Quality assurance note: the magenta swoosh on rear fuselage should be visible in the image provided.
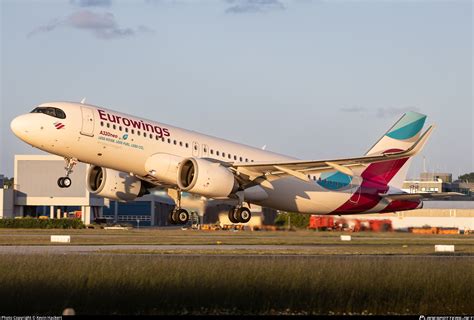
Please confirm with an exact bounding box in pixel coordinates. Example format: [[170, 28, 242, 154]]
[[379, 199, 421, 213], [331, 149, 408, 214]]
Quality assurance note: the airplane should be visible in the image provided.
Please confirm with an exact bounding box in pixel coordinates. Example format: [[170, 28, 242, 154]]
[[10, 101, 460, 224]]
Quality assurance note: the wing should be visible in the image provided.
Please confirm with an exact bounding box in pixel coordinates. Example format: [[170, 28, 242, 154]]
[[229, 125, 434, 183], [380, 192, 464, 201]]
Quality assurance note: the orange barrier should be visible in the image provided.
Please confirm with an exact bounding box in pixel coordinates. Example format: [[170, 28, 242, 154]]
[[409, 227, 459, 234]]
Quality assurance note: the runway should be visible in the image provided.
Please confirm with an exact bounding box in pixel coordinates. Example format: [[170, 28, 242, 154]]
[[0, 244, 307, 254], [0, 244, 472, 258]]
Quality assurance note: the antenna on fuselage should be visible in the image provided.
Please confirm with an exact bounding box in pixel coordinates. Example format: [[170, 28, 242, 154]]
[[261, 145, 266, 150], [80, 97, 86, 104]]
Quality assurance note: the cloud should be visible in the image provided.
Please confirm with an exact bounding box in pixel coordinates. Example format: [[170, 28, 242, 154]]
[[376, 107, 421, 118], [70, 0, 112, 7], [225, 0, 285, 14], [339, 106, 367, 113], [28, 10, 153, 40]]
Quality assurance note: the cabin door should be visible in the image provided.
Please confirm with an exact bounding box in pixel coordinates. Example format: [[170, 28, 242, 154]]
[[80, 106, 95, 137]]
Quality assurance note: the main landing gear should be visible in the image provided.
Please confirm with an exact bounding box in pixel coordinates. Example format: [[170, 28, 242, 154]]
[[57, 158, 77, 189], [165, 189, 252, 225], [167, 189, 190, 225], [227, 191, 252, 224], [228, 206, 252, 224], [168, 208, 190, 225]]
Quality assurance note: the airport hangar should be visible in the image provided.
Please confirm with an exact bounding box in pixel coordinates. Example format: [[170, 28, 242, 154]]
[[0, 154, 473, 230], [0, 155, 277, 226]]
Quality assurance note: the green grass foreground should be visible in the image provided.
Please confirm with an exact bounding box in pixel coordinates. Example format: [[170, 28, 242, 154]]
[[0, 218, 84, 229], [0, 255, 472, 315]]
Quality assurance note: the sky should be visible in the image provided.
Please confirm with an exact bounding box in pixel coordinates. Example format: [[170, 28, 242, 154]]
[[1, 0, 472, 179]]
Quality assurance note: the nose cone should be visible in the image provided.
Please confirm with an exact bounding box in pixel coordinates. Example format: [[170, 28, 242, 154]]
[[10, 115, 31, 141]]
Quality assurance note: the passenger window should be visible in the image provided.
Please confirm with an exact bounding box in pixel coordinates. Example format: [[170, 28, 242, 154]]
[[113, 124, 116, 130], [204, 147, 207, 153], [210, 149, 214, 155], [131, 129, 135, 134], [137, 131, 141, 136], [222, 152, 226, 157], [234, 155, 237, 160], [185, 142, 189, 148], [216, 151, 220, 156], [179, 141, 183, 147], [150, 133, 153, 139], [156, 135, 159, 140], [162, 137, 165, 142], [245, 158, 248, 162], [239, 157, 243, 162], [194, 145, 198, 151], [173, 140, 177, 145], [100, 121, 104, 127], [167, 138, 171, 143], [106, 123, 110, 128], [228, 154, 231, 159], [125, 128, 128, 133]]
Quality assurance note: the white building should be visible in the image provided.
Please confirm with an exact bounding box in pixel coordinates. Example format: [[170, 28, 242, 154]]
[[4, 155, 104, 224]]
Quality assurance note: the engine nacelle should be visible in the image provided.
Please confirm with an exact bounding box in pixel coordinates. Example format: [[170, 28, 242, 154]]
[[177, 158, 238, 198], [87, 166, 146, 202], [145, 153, 183, 185]]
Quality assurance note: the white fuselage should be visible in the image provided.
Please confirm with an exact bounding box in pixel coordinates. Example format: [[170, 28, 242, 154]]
[[10, 101, 412, 214]]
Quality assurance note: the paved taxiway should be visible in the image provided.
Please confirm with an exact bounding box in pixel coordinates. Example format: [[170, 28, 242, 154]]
[[0, 245, 472, 258], [0, 244, 327, 254]]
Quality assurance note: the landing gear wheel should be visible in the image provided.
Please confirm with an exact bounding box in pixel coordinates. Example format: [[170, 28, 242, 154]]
[[57, 177, 72, 188], [62, 177, 72, 188], [176, 209, 189, 225], [236, 207, 251, 223], [228, 208, 239, 223], [168, 209, 179, 225]]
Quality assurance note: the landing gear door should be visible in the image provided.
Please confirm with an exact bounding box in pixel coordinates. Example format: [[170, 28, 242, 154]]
[[192, 141, 200, 157], [80, 106, 95, 137]]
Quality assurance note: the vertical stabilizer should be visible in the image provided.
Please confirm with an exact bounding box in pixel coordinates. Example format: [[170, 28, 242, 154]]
[[366, 111, 427, 156], [363, 111, 427, 188]]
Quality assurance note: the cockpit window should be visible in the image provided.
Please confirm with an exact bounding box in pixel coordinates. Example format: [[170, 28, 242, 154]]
[[30, 107, 66, 119]]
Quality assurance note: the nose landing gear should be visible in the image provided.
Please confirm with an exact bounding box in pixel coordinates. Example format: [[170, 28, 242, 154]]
[[57, 157, 77, 188], [57, 177, 72, 188]]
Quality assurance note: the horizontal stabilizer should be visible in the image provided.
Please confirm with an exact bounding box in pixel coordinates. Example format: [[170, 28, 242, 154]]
[[380, 192, 464, 201]]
